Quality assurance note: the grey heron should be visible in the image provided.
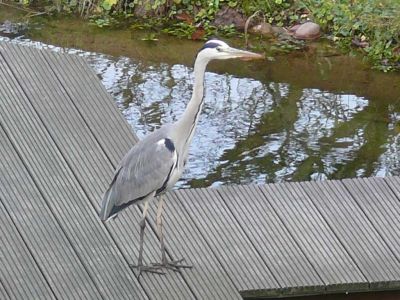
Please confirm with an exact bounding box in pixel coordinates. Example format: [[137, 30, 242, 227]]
[[99, 39, 263, 275]]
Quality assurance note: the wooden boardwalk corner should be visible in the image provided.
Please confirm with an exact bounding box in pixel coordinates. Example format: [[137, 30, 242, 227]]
[[1, 41, 400, 299]]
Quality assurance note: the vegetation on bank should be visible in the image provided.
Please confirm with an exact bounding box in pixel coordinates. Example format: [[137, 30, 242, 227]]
[[4, 0, 400, 71], [303, 0, 400, 72]]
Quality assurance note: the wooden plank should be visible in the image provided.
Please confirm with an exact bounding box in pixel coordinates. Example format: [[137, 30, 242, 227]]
[[342, 177, 400, 260], [0, 279, 10, 300], [41, 50, 138, 165], [2, 42, 112, 201], [0, 44, 148, 300], [218, 184, 324, 296], [259, 182, 367, 292], [175, 188, 280, 292], [147, 192, 243, 300], [384, 176, 400, 201], [0, 65, 102, 300], [0, 42, 195, 299], [0, 200, 54, 300], [301, 180, 400, 289]]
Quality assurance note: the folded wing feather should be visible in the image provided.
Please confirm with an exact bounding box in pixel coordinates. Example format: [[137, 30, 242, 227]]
[[99, 127, 177, 220]]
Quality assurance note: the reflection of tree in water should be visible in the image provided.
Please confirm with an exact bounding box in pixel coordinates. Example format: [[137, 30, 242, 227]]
[[189, 83, 302, 187], [83, 53, 400, 187], [369, 102, 400, 177], [189, 85, 399, 187], [319, 96, 399, 178]]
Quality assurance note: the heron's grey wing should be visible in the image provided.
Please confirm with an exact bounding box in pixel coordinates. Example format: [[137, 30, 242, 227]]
[[99, 134, 177, 220], [117, 137, 177, 202]]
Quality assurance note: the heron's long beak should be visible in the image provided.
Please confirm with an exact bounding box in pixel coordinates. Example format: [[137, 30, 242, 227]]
[[226, 47, 265, 61]]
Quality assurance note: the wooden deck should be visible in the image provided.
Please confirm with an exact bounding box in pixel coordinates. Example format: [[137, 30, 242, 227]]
[[1, 41, 400, 300]]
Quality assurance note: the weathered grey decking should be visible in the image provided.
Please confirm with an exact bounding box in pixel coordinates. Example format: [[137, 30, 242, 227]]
[[1, 41, 400, 299]]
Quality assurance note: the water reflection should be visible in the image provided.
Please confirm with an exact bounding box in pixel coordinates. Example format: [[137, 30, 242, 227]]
[[1, 36, 399, 188]]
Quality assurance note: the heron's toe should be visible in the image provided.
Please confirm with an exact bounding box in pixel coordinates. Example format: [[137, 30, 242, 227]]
[[129, 263, 166, 278], [151, 258, 192, 272]]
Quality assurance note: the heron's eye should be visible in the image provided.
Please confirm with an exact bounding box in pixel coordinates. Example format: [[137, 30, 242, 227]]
[[216, 47, 222, 52]]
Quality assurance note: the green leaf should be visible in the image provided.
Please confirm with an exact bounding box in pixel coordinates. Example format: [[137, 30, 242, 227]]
[[228, 1, 237, 7], [101, 0, 117, 10]]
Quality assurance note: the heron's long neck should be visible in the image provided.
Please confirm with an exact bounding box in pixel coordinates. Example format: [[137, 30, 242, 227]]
[[176, 57, 208, 147]]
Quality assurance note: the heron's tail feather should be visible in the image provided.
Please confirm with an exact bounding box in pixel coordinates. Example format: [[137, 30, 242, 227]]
[[99, 184, 117, 221], [99, 168, 122, 221]]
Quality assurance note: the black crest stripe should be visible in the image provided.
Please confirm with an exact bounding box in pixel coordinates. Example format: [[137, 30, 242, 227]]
[[199, 42, 220, 52]]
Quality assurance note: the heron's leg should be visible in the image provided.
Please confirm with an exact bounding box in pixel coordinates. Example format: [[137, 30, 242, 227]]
[[156, 195, 167, 264], [130, 197, 165, 277], [153, 195, 192, 271], [137, 197, 149, 266]]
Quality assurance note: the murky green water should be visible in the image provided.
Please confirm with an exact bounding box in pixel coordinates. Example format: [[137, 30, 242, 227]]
[[1, 12, 399, 190]]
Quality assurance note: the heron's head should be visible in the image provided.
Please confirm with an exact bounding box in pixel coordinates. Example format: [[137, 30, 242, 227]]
[[197, 39, 264, 62]]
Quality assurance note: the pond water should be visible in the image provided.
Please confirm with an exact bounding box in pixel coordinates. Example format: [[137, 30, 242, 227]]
[[0, 14, 399, 190]]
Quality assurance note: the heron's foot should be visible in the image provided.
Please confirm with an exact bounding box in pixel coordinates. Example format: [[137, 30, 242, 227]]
[[129, 263, 166, 278], [151, 258, 192, 272]]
